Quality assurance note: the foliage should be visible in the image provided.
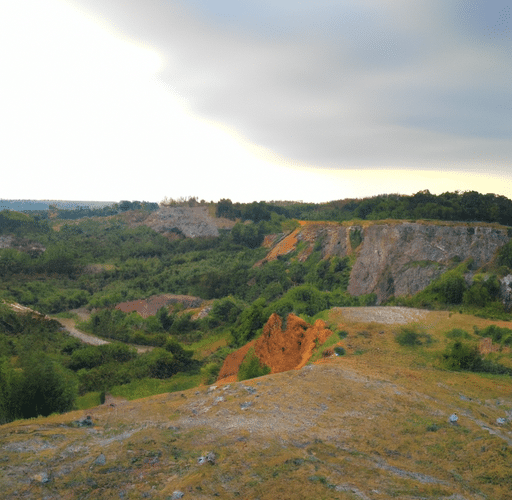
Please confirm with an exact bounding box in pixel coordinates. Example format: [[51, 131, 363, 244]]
[[208, 297, 243, 327], [230, 222, 265, 248], [69, 342, 137, 370], [441, 341, 512, 375], [334, 346, 346, 356], [473, 325, 512, 346], [395, 326, 433, 346], [445, 328, 472, 340], [231, 298, 267, 347], [237, 347, 271, 381], [0, 354, 77, 423]]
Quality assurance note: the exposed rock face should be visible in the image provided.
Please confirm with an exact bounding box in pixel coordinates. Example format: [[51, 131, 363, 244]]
[[216, 314, 333, 383], [347, 223, 509, 303], [262, 221, 510, 304], [500, 275, 512, 311], [0, 235, 46, 255], [254, 313, 332, 374], [143, 206, 219, 238]]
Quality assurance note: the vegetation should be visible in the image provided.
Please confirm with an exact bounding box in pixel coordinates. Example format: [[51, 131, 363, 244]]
[[441, 340, 512, 375], [215, 190, 512, 226], [2, 189, 512, 422], [238, 347, 271, 381], [395, 326, 433, 347]]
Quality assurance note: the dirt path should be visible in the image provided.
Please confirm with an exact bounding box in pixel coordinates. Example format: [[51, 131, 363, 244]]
[[52, 317, 153, 354], [54, 317, 110, 346]]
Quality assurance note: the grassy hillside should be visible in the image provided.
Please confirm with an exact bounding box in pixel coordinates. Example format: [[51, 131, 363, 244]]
[[1, 308, 511, 499]]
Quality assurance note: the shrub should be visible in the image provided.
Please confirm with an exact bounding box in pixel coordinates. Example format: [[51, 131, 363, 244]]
[[238, 347, 271, 381], [441, 341, 512, 374], [476, 325, 512, 346], [395, 327, 432, 346], [337, 330, 349, 339], [445, 328, 471, 340], [334, 346, 346, 356]]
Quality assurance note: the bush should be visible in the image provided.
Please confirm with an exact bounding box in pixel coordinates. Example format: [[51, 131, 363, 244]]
[[441, 341, 512, 374], [69, 342, 137, 371], [238, 347, 271, 381], [334, 346, 346, 356], [475, 325, 512, 346], [395, 327, 432, 346], [337, 330, 349, 339], [445, 328, 471, 340]]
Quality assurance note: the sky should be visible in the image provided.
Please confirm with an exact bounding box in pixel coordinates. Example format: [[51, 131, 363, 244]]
[[1, 0, 511, 204]]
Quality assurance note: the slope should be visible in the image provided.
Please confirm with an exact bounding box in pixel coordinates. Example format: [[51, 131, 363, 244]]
[[2, 308, 512, 500]]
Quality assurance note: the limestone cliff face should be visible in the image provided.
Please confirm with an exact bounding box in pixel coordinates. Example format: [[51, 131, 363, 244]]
[[262, 221, 511, 304], [143, 206, 220, 238], [347, 223, 509, 303]]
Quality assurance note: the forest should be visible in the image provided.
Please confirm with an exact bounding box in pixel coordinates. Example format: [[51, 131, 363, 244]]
[[2, 190, 512, 424]]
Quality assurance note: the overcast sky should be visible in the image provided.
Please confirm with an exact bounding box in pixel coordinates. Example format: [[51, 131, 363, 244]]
[[1, 0, 511, 203]]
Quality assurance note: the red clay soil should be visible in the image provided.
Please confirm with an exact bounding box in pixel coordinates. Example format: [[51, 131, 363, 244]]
[[216, 340, 257, 385], [216, 313, 333, 384], [255, 313, 333, 374], [115, 294, 203, 318], [479, 337, 510, 355]]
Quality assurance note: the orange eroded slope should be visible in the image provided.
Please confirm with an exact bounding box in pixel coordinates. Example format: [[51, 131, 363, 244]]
[[216, 339, 257, 385], [217, 313, 334, 383], [255, 313, 333, 373]]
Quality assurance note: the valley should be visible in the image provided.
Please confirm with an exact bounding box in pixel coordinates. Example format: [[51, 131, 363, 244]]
[[2, 192, 512, 498]]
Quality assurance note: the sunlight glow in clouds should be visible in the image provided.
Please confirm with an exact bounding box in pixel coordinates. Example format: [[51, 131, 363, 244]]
[[1, 0, 512, 204]]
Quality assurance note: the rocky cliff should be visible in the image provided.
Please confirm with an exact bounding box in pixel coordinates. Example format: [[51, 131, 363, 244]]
[[142, 206, 220, 238], [262, 221, 511, 304]]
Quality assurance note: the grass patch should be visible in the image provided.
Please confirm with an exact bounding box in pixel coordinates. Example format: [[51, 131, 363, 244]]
[[308, 332, 341, 363], [109, 373, 202, 400], [75, 391, 102, 410]]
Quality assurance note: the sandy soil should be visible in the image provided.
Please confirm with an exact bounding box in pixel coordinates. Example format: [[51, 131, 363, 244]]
[[333, 306, 428, 325]]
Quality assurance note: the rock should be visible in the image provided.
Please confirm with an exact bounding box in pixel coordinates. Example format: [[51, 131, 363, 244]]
[[241, 385, 257, 394], [208, 385, 218, 393], [94, 453, 106, 466], [170, 491, 185, 499], [496, 417, 507, 425], [32, 472, 51, 484], [240, 402, 252, 410], [74, 415, 93, 427], [500, 275, 512, 311], [345, 223, 509, 304], [213, 396, 225, 404], [198, 452, 216, 465], [144, 206, 219, 238], [449, 413, 459, 424]]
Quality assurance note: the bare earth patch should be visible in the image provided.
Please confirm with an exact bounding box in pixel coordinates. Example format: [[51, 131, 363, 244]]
[[334, 306, 428, 325]]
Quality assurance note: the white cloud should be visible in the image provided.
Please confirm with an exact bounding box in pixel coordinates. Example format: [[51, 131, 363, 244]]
[[1, 0, 511, 203]]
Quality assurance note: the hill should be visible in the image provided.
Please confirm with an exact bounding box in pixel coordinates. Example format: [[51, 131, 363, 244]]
[[1, 307, 511, 499], [258, 219, 511, 304]]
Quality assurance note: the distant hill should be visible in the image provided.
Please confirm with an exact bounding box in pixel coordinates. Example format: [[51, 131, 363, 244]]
[[0, 199, 117, 211]]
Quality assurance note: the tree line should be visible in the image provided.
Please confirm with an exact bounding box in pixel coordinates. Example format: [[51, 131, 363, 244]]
[[216, 190, 512, 226]]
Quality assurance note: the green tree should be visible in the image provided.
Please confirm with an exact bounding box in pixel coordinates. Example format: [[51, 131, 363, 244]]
[[238, 347, 270, 381]]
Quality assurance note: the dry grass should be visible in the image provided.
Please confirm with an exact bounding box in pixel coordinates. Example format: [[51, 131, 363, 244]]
[[2, 308, 512, 499]]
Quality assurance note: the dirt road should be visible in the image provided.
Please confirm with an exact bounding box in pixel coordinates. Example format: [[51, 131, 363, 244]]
[[53, 317, 153, 353]]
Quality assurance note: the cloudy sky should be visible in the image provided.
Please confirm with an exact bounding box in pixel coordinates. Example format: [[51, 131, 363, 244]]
[[1, 0, 511, 203]]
